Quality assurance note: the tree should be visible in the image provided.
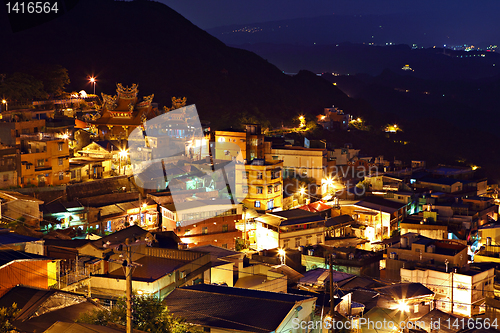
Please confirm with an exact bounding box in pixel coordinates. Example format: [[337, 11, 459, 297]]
[[0, 72, 47, 103], [30, 64, 70, 98], [0, 303, 20, 333], [78, 294, 201, 333]]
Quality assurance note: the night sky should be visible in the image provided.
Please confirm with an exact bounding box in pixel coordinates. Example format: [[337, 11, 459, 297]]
[[159, 0, 500, 30]]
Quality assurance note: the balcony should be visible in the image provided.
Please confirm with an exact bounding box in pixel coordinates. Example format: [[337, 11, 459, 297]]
[[35, 166, 52, 172]]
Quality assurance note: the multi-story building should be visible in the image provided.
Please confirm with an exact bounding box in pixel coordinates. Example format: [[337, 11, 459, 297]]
[[0, 116, 70, 187], [253, 208, 325, 250], [0, 145, 19, 188], [160, 200, 243, 249], [0, 118, 45, 146], [317, 105, 350, 131], [214, 124, 265, 162], [341, 196, 409, 241], [264, 145, 333, 194], [386, 233, 468, 281], [19, 134, 70, 186], [401, 266, 494, 317], [236, 158, 283, 211]]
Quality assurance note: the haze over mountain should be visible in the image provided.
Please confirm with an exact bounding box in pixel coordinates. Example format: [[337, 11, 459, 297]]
[[0, 0, 355, 129], [207, 11, 500, 49]]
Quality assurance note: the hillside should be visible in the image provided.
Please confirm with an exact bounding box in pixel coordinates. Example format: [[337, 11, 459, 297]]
[[0, 0, 356, 129]]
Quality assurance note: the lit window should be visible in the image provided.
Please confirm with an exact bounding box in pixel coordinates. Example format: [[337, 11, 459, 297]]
[[58, 142, 63, 151], [257, 172, 263, 180], [255, 201, 260, 208], [222, 224, 228, 232], [256, 187, 263, 194], [202, 227, 208, 234], [268, 185, 273, 193]]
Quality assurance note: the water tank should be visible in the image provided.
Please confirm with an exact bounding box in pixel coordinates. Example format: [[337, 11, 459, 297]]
[[401, 237, 408, 249], [390, 252, 397, 260], [427, 245, 436, 253], [298, 246, 304, 253], [487, 237, 492, 246], [308, 249, 314, 256]]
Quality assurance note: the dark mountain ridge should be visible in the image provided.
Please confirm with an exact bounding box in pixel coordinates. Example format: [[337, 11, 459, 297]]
[[0, 0, 356, 129]]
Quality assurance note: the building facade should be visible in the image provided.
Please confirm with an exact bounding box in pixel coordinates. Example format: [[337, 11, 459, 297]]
[[236, 159, 283, 212]]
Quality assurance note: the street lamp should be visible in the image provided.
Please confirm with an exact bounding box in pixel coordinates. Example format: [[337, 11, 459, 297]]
[[89, 77, 96, 95], [1, 99, 7, 112]]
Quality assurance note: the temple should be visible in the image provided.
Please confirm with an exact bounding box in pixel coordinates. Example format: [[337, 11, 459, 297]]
[[89, 83, 157, 140]]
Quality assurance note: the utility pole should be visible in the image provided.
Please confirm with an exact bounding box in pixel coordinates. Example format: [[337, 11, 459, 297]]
[[329, 254, 334, 332], [125, 238, 132, 333]]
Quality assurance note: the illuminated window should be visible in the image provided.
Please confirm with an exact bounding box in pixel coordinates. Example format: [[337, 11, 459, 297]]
[[268, 185, 273, 193], [242, 186, 248, 194], [58, 157, 64, 166], [243, 171, 248, 179], [283, 239, 289, 249], [255, 201, 260, 208], [222, 224, 228, 232], [257, 172, 263, 180], [58, 142, 63, 151], [37, 159, 44, 167], [256, 187, 263, 194], [202, 227, 208, 234]]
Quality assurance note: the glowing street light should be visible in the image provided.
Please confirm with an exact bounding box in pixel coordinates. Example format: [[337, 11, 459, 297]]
[[278, 248, 286, 265], [61, 133, 69, 140], [1, 99, 7, 111], [119, 149, 128, 175], [299, 115, 306, 128], [397, 300, 410, 313], [299, 187, 306, 195], [89, 77, 96, 95]]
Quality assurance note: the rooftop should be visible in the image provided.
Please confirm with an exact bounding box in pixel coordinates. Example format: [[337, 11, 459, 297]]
[[269, 208, 319, 220], [165, 284, 315, 333], [0, 229, 41, 246], [0, 250, 52, 267], [375, 282, 434, 299], [419, 177, 463, 186], [107, 255, 188, 282], [355, 196, 407, 213]]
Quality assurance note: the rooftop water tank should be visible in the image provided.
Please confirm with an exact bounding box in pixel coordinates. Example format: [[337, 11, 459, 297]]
[[401, 237, 408, 249]]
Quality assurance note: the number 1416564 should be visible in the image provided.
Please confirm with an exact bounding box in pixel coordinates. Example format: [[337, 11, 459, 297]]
[[6, 2, 59, 14]]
